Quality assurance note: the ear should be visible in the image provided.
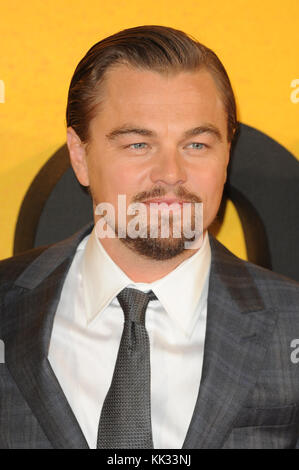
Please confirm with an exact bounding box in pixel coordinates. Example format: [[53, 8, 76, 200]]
[[66, 127, 90, 186]]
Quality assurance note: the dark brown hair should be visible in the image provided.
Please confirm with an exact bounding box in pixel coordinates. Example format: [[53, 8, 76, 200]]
[[66, 25, 237, 143]]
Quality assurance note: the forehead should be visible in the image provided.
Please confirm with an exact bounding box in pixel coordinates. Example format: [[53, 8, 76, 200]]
[[91, 64, 227, 134]]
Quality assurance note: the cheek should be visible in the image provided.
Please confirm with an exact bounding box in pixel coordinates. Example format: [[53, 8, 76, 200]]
[[86, 151, 119, 192], [191, 164, 226, 194], [106, 159, 149, 195], [89, 159, 144, 204]]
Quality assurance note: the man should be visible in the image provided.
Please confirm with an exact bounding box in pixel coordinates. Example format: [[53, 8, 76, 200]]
[[1, 25, 299, 449]]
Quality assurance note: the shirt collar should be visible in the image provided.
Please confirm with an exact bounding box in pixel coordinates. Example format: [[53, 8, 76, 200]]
[[81, 227, 211, 336], [82, 228, 131, 325]]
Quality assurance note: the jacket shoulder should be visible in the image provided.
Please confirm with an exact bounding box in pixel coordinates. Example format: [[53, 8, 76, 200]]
[[210, 235, 299, 309], [0, 222, 94, 289], [0, 245, 51, 287], [210, 234, 298, 282]]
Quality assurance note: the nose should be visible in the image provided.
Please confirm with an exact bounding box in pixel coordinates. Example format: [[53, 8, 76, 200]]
[[150, 148, 187, 186]]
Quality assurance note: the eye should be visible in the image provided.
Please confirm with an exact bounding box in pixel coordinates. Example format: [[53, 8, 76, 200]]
[[129, 143, 148, 150], [186, 142, 206, 150]]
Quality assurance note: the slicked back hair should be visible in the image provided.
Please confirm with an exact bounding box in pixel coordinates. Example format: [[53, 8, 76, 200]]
[[66, 25, 237, 143]]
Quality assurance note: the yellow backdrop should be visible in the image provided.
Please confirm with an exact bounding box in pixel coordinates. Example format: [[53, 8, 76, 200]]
[[0, 0, 298, 260]]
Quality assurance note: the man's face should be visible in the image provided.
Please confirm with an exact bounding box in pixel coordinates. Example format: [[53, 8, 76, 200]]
[[68, 64, 231, 259]]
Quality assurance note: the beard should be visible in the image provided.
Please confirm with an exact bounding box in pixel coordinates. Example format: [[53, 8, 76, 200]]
[[92, 184, 203, 261], [119, 214, 189, 260], [121, 236, 186, 260], [118, 198, 202, 261]]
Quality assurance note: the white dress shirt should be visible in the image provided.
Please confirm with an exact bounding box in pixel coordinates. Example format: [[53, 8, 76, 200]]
[[48, 226, 211, 449]]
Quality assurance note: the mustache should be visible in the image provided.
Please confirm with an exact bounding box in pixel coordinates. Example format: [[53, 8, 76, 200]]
[[132, 186, 202, 204]]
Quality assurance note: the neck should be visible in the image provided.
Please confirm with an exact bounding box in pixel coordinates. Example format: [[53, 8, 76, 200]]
[[97, 228, 207, 283]]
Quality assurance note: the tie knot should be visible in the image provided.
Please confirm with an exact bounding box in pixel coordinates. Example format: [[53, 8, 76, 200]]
[[117, 287, 157, 324]]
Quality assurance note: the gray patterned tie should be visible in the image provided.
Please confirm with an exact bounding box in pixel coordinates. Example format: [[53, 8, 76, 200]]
[[97, 287, 157, 449]]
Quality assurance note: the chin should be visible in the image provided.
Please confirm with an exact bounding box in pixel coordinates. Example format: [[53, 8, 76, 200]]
[[121, 236, 187, 261]]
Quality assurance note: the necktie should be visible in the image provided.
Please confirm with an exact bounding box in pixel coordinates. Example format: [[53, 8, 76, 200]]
[[97, 287, 157, 449]]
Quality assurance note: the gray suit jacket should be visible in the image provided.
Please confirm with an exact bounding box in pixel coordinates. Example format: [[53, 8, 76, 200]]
[[1, 221, 299, 449]]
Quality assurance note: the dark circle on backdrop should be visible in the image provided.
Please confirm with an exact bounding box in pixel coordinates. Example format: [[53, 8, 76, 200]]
[[13, 123, 299, 282]]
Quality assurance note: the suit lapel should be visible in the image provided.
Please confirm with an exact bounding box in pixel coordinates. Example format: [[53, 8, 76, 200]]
[[3, 223, 94, 449], [183, 234, 278, 449]]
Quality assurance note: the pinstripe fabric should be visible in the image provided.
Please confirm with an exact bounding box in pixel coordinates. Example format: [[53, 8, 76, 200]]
[[1, 221, 299, 448]]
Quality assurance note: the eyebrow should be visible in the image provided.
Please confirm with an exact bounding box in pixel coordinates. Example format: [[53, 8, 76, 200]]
[[105, 123, 223, 142]]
